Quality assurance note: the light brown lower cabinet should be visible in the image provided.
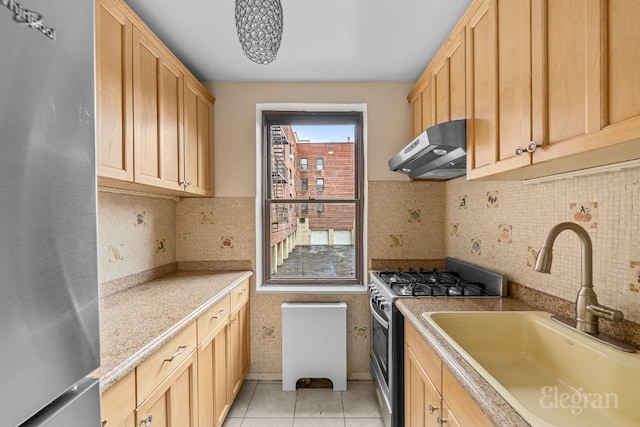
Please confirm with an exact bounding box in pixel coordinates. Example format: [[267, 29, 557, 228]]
[[404, 319, 493, 427], [101, 280, 251, 427], [198, 281, 250, 427], [101, 371, 136, 427], [198, 304, 231, 427], [135, 351, 198, 427], [229, 301, 250, 397]]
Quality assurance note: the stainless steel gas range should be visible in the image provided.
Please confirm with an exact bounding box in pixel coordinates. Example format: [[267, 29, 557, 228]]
[[368, 257, 507, 427]]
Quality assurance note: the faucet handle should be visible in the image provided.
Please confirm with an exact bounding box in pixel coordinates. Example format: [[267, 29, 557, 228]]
[[587, 304, 624, 323]]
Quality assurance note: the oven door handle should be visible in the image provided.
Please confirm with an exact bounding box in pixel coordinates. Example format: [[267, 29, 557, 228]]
[[369, 298, 389, 330]]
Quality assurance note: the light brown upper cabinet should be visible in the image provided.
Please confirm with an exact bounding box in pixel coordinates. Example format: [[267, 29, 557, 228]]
[[95, 0, 133, 182], [433, 31, 466, 125], [466, 0, 640, 179], [465, 0, 533, 179], [183, 75, 214, 196], [528, 0, 640, 172], [132, 25, 184, 192], [408, 28, 465, 140], [96, 0, 214, 197]]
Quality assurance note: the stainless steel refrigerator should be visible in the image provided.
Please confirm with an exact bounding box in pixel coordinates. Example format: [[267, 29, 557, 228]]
[[0, 1, 101, 426]]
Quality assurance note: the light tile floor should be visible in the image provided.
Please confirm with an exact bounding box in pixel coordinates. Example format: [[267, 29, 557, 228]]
[[222, 380, 385, 427]]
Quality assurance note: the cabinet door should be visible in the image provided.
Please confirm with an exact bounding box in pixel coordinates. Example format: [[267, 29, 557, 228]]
[[101, 371, 135, 427], [405, 346, 441, 427], [531, 0, 604, 162], [136, 353, 198, 427], [132, 25, 183, 192], [228, 302, 250, 398], [433, 31, 465, 124], [441, 366, 493, 427], [440, 402, 461, 427], [95, 0, 133, 182], [608, 0, 640, 126], [421, 80, 434, 132], [410, 91, 423, 139], [466, 0, 533, 179], [198, 323, 231, 427], [183, 77, 213, 196]]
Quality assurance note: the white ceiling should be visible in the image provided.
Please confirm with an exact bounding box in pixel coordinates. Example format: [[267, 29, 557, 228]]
[[125, 0, 472, 82]]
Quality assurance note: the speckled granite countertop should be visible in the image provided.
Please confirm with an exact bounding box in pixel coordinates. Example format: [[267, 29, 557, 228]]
[[395, 297, 535, 427], [92, 270, 253, 392]]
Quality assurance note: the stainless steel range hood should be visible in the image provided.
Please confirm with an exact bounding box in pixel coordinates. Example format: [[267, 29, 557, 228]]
[[388, 119, 467, 180]]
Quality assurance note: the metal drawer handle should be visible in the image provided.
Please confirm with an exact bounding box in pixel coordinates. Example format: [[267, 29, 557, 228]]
[[239, 288, 247, 296], [212, 309, 225, 319], [163, 345, 187, 363], [229, 318, 237, 325], [139, 415, 153, 427]]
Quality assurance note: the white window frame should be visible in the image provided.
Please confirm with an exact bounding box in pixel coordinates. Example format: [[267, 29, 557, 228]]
[[255, 103, 368, 294]]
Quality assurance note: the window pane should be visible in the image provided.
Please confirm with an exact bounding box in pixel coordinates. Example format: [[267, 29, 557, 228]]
[[301, 179, 308, 191], [294, 125, 355, 199], [317, 178, 324, 191], [269, 202, 356, 280]]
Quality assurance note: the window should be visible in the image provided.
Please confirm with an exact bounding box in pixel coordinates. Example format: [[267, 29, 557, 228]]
[[262, 111, 364, 286]]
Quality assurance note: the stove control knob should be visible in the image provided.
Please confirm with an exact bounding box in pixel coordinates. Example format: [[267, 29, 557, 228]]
[[379, 302, 387, 311]]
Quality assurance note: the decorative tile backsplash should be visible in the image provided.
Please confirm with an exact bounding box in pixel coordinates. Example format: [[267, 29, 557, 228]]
[[96, 165, 640, 379], [368, 181, 445, 260], [570, 202, 597, 229], [445, 167, 640, 324], [98, 191, 176, 284]]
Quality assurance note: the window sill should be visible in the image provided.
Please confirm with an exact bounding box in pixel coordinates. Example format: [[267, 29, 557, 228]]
[[256, 283, 368, 294]]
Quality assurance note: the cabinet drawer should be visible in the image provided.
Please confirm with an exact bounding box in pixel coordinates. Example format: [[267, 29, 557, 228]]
[[136, 322, 197, 403], [197, 295, 230, 344], [101, 370, 135, 427], [405, 318, 442, 393], [230, 280, 249, 312]]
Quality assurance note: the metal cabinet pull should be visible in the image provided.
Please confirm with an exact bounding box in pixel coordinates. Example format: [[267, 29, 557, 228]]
[[139, 415, 153, 427], [212, 309, 225, 319], [239, 288, 247, 295], [229, 318, 237, 325], [428, 403, 439, 415], [437, 415, 449, 426], [163, 345, 187, 363], [515, 140, 539, 156]]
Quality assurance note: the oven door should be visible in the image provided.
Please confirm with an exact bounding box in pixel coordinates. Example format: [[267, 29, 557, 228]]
[[370, 298, 391, 398]]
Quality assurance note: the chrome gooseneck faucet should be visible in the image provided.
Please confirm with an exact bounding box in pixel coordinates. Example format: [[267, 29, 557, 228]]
[[534, 222, 624, 335]]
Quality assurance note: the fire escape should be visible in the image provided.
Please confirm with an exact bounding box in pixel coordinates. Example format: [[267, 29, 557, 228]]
[[270, 126, 289, 228]]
